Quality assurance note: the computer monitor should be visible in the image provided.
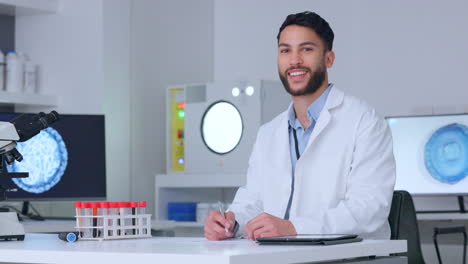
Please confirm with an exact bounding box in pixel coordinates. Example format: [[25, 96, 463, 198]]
[[0, 113, 106, 200], [386, 114, 468, 195]]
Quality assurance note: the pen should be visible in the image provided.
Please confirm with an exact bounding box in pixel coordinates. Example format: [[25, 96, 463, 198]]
[[217, 201, 229, 234]]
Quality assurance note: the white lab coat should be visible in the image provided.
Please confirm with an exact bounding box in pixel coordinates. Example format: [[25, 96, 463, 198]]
[[228, 87, 396, 239]]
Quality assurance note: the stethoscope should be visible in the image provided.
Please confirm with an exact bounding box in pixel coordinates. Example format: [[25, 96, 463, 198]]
[[291, 126, 301, 160], [285, 126, 300, 220]]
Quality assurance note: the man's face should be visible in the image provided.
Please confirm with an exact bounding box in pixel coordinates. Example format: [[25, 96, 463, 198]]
[[277, 25, 334, 96]]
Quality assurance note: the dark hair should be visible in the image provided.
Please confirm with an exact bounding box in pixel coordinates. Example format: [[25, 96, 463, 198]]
[[277, 11, 334, 51]]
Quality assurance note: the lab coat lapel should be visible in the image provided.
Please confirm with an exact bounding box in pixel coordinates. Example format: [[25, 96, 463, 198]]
[[271, 112, 293, 218], [275, 113, 292, 174], [306, 110, 331, 150], [303, 88, 344, 152]]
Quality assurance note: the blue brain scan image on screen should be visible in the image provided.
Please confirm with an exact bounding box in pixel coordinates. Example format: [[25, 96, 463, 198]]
[[424, 123, 468, 184], [7, 127, 68, 193]]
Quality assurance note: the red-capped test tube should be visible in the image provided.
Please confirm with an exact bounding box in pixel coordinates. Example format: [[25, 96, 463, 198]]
[[139, 201, 147, 234], [130, 202, 138, 235], [90, 202, 99, 238], [81, 202, 92, 238], [118, 202, 130, 236], [108, 202, 119, 236], [138, 201, 147, 214], [74, 202, 82, 236], [99, 202, 109, 237]]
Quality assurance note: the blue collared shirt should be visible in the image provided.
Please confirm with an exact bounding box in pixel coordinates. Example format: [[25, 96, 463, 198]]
[[284, 84, 332, 219]]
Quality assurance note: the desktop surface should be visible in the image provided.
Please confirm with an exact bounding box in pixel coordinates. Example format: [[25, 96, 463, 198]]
[[0, 233, 407, 264]]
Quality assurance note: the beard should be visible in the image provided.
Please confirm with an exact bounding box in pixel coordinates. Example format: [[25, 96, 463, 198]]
[[279, 63, 326, 96]]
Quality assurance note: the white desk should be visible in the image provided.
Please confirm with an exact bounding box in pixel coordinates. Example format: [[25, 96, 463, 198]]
[[0, 234, 406, 264]]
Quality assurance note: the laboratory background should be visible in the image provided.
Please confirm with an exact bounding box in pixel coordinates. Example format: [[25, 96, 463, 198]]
[[0, 0, 467, 263]]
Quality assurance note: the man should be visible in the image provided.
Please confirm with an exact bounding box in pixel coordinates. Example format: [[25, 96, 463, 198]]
[[204, 11, 395, 241]]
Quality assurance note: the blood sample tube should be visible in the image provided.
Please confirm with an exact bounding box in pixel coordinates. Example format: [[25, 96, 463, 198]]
[[91, 202, 99, 238]]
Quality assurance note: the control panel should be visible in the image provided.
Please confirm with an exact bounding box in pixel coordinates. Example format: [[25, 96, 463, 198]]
[[169, 88, 185, 172]]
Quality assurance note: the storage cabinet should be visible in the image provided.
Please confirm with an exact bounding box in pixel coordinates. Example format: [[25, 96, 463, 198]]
[[155, 173, 242, 228], [0, 0, 59, 109]]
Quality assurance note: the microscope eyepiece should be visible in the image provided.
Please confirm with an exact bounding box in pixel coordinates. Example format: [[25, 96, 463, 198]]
[[41, 111, 59, 127], [11, 111, 60, 142]]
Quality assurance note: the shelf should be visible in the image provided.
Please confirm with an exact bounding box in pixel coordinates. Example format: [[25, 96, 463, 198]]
[[156, 173, 246, 188], [0, 91, 58, 107], [0, 0, 59, 16]]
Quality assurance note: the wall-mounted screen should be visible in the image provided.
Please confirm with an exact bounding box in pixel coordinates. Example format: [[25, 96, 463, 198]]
[[387, 114, 468, 195]]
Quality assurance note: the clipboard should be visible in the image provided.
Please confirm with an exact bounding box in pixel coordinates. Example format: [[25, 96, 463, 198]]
[[256, 234, 363, 245]]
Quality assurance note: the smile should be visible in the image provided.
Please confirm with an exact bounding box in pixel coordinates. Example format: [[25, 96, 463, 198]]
[[287, 69, 308, 80], [288, 71, 306, 76]]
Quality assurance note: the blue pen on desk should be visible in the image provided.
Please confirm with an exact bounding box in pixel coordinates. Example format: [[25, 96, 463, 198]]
[[217, 201, 229, 234]]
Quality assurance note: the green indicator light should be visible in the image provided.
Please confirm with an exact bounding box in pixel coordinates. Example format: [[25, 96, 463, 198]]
[[178, 111, 185, 118]]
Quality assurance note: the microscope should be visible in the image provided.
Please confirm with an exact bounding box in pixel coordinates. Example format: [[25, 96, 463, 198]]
[[0, 111, 60, 240]]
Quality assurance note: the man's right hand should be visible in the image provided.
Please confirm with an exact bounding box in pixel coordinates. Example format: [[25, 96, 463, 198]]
[[204, 210, 236, 240]]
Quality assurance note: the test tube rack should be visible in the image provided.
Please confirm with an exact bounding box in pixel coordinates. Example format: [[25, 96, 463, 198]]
[[75, 214, 152, 241]]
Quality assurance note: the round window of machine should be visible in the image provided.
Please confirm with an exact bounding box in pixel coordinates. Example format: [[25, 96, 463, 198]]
[[201, 101, 243, 154]]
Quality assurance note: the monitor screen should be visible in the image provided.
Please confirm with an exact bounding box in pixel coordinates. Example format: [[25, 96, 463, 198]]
[[387, 114, 468, 195], [0, 113, 106, 200]]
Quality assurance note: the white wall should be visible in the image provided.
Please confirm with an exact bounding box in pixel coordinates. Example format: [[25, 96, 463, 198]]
[[214, 0, 468, 116], [15, 0, 104, 114], [102, 0, 131, 202], [130, 0, 214, 213]]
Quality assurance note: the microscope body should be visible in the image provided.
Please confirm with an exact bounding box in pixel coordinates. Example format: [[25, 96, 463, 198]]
[[0, 121, 25, 241], [0, 111, 59, 241], [0, 121, 26, 180], [0, 122, 20, 154]]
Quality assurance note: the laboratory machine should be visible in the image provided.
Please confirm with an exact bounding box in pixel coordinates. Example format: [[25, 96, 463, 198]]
[[166, 80, 290, 175]]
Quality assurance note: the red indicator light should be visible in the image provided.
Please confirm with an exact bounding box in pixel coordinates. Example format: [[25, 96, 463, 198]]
[[177, 103, 186, 109], [177, 130, 184, 139]]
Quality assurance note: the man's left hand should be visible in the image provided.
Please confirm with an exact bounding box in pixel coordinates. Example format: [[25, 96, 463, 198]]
[[243, 212, 297, 240]]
